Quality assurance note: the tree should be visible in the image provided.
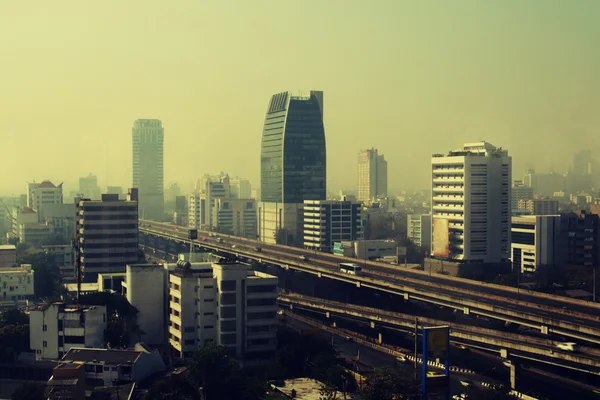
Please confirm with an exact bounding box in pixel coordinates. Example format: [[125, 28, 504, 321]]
[[11, 382, 45, 400], [145, 374, 200, 400], [78, 292, 141, 348], [359, 365, 419, 400], [186, 344, 243, 400], [39, 234, 69, 246], [0, 309, 28, 326], [0, 324, 30, 362], [17, 251, 62, 299]]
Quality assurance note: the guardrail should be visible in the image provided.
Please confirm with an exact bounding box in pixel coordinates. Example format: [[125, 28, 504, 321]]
[[278, 293, 600, 374]]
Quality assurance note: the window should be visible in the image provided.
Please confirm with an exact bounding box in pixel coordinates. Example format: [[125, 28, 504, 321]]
[[58, 336, 64, 346], [43, 341, 47, 348], [204, 285, 214, 289], [247, 285, 276, 294], [220, 320, 237, 331], [184, 339, 196, 345], [184, 326, 195, 333], [220, 280, 236, 291], [43, 324, 47, 332], [220, 307, 237, 318], [221, 293, 236, 305], [203, 312, 214, 316], [247, 298, 276, 307], [204, 325, 214, 329], [204, 299, 214, 303], [58, 320, 63, 331], [220, 333, 237, 345], [248, 312, 274, 320]]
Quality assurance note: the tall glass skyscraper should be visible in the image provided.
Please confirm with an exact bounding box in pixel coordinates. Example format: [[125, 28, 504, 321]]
[[260, 91, 326, 203], [132, 119, 164, 220], [259, 91, 326, 244]]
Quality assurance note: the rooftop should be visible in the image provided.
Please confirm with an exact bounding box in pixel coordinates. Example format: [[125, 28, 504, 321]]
[[271, 378, 346, 400], [0, 245, 16, 251], [62, 348, 145, 365]]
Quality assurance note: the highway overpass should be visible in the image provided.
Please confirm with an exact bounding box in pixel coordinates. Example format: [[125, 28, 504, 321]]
[[139, 220, 600, 346], [278, 292, 600, 376]]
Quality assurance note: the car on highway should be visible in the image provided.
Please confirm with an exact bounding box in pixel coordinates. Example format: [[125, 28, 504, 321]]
[[216, 238, 223, 243], [201, 237, 207, 241], [556, 342, 579, 352], [459, 380, 473, 388], [255, 247, 262, 252], [300, 255, 307, 261], [232, 245, 237, 249]]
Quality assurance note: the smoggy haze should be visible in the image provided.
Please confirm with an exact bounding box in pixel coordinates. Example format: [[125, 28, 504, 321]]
[[1, 1, 599, 196]]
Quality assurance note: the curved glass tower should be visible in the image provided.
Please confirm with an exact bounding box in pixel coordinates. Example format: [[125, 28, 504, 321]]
[[260, 91, 326, 203]]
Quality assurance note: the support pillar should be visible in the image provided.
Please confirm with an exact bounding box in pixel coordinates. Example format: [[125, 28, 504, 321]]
[[377, 332, 383, 344], [510, 363, 518, 390]]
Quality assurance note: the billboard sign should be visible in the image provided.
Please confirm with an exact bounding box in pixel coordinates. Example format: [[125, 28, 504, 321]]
[[422, 325, 450, 398], [432, 217, 450, 258]]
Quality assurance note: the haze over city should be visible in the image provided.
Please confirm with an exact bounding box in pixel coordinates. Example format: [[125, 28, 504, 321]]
[[1, 0, 600, 196]]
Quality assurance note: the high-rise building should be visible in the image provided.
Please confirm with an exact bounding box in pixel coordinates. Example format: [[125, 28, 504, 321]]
[[79, 174, 101, 200], [357, 149, 387, 203], [168, 259, 278, 360], [431, 142, 511, 263], [27, 180, 63, 222], [573, 149, 592, 176], [212, 198, 257, 239], [259, 91, 326, 244], [560, 210, 600, 267], [519, 199, 559, 215], [511, 215, 561, 274], [303, 200, 363, 252], [230, 177, 252, 199], [75, 189, 139, 281], [512, 180, 534, 212], [407, 214, 431, 249], [188, 174, 231, 229], [132, 119, 164, 221]]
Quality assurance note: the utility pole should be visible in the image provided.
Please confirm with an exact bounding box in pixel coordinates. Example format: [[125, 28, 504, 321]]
[[414, 317, 418, 380]]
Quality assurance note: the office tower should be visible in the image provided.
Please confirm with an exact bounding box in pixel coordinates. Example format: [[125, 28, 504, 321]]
[[407, 214, 432, 249], [132, 119, 164, 220], [519, 199, 559, 215], [229, 177, 252, 199], [168, 259, 278, 360], [511, 215, 561, 274], [75, 189, 139, 281], [188, 174, 231, 229], [79, 174, 101, 200], [573, 150, 592, 176], [357, 148, 387, 203], [303, 200, 363, 252], [173, 195, 187, 226], [523, 169, 537, 192], [212, 198, 257, 239], [560, 211, 600, 267], [27, 180, 63, 222], [512, 181, 534, 212], [431, 142, 511, 263], [259, 91, 326, 244]]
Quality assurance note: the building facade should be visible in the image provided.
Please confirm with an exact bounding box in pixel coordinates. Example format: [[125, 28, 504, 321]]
[[0, 263, 34, 309], [74, 190, 139, 281], [27, 181, 64, 223], [303, 200, 363, 252], [230, 177, 252, 199], [259, 91, 326, 244], [512, 181, 534, 212], [30, 303, 107, 360], [357, 148, 388, 203], [79, 174, 101, 201], [518, 199, 560, 215], [560, 210, 600, 267], [511, 215, 562, 274], [431, 142, 512, 263], [212, 198, 257, 239], [407, 214, 431, 249], [168, 260, 278, 362], [132, 119, 164, 220]]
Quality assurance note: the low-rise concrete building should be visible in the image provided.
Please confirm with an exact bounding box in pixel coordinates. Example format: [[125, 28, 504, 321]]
[[57, 343, 166, 387], [29, 303, 107, 360], [168, 259, 278, 362], [0, 244, 17, 267], [333, 239, 398, 260], [303, 200, 363, 252], [511, 215, 562, 274], [407, 214, 431, 249], [0, 263, 34, 309]]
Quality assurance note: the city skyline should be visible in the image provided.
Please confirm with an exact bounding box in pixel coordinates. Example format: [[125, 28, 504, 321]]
[[2, 2, 600, 195]]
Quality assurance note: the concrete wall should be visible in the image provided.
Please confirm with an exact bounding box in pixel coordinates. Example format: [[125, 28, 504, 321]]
[[126, 264, 166, 345]]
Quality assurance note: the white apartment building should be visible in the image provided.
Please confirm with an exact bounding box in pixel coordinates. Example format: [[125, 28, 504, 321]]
[[431, 142, 511, 263], [27, 181, 64, 223], [357, 148, 387, 203], [9, 206, 38, 242], [0, 264, 34, 309], [75, 190, 139, 280], [511, 215, 561, 274], [212, 198, 258, 239], [512, 181, 534, 212], [168, 260, 278, 362], [30, 303, 107, 360], [407, 214, 431, 249], [303, 200, 363, 252], [122, 264, 166, 346], [19, 222, 54, 244]]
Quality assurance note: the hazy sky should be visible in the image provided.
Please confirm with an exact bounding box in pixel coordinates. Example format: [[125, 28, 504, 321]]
[[1, 1, 599, 196]]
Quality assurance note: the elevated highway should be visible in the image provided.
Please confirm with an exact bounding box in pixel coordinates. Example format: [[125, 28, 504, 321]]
[[278, 292, 600, 375], [139, 220, 600, 345]]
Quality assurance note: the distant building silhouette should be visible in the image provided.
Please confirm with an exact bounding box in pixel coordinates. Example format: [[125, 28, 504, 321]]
[[132, 119, 164, 220]]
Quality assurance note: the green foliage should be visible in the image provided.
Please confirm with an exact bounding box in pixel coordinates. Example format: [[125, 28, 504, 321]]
[[0, 309, 28, 326], [359, 365, 419, 400], [274, 327, 337, 379], [144, 374, 200, 400], [186, 343, 267, 400], [17, 251, 61, 299], [78, 292, 140, 348], [11, 382, 45, 400], [38, 234, 69, 246], [0, 324, 30, 362], [364, 213, 403, 241]]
